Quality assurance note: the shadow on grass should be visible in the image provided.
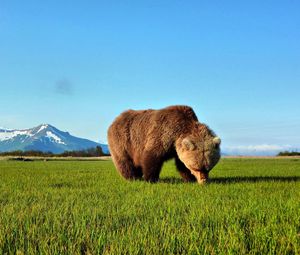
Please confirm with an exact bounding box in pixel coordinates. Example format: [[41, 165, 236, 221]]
[[160, 176, 300, 184], [49, 182, 73, 188], [210, 176, 300, 184], [159, 177, 184, 184]]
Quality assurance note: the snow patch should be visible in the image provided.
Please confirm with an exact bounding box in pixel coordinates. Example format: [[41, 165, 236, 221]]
[[46, 131, 66, 145], [0, 129, 33, 141], [36, 124, 48, 133]]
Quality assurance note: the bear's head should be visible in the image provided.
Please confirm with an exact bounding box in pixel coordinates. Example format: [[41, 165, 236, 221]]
[[175, 123, 221, 184]]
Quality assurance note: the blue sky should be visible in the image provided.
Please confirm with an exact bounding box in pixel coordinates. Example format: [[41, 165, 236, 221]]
[[1, 1, 299, 152]]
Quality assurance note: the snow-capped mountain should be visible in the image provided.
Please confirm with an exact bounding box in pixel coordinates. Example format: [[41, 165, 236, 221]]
[[0, 124, 109, 154]]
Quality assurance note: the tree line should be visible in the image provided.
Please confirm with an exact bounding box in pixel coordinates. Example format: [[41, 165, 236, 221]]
[[277, 151, 300, 156], [0, 146, 109, 157]]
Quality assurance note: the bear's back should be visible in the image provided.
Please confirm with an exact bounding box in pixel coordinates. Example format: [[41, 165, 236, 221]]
[[107, 105, 198, 159], [107, 109, 154, 155]]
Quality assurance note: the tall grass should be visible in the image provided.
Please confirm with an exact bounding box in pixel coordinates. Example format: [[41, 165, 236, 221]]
[[0, 158, 299, 254]]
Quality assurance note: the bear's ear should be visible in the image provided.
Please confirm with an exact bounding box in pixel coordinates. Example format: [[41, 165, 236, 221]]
[[213, 137, 221, 149], [182, 138, 195, 151], [213, 137, 221, 145]]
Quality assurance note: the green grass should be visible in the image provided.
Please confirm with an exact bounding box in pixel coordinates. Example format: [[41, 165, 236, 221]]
[[0, 158, 299, 254]]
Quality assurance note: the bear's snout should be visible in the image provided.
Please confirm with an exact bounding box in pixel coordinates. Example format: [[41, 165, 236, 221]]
[[190, 169, 209, 184]]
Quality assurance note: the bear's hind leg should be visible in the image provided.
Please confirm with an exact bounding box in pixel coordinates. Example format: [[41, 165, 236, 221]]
[[132, 166, 143, 180], [112, 153, 142, 180], [175, 157, 196, 182], [141, 154, 163, 183]]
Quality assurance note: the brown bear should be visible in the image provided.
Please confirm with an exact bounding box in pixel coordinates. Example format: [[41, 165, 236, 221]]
[[107, 105, 221, 184]]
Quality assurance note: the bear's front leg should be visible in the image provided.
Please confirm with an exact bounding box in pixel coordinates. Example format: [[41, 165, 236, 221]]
[[141, 154, 163, 183], [175, 157, 197, 182]]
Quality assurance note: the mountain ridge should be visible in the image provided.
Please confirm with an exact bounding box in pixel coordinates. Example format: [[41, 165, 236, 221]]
[[0, 124, 109, 154]]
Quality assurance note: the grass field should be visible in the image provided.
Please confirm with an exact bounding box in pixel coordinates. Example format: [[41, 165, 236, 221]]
[[0, 158, 299, 254]]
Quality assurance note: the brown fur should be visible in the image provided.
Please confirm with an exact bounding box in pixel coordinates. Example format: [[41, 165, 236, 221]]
[[107, 105, 221, 183]]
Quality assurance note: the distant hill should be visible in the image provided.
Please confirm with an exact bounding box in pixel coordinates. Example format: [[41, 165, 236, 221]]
[[0, 124, 109, 154], [222, 145, 299, 156]]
